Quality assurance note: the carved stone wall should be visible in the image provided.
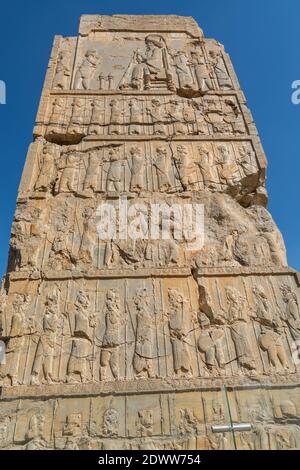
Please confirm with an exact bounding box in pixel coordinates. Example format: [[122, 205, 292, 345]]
[[0, 15, 299, 450]]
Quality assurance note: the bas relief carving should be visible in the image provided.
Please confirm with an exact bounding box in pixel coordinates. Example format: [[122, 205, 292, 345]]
[[1, 273, 299, 387], [1, 15, 298, 450], [43, 94, 247, 141]]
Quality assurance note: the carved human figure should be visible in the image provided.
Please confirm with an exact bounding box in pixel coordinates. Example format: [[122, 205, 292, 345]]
[[88, 100, 105, 135], [106, 147, 124, 193], [102, 408, 119, 437], [237, 144, 257, 176], [224, 286, 257, 372], [48, 231, 74, 271], [153, 146, 172, 192], [203, 96, 234, 134], [56, 152, 81, 193], [102, 212, 120, 268], [130, 34, 169, 90], [190, 51, 213, 93], [216, 144, 240, 187], [137, 438, 160, 451], [221, 223, 271, 267], [83, 151, 100, 192], [223, 98, 245, 134], [35, 143, 57, 193], [171, 50, 193, 90], [178, 408, 200, 436], [144, 238, 159, 268], [252, 235, 273, 267], [136, 409, 153, 437], [129, 52, 150, 90], [10, 205, 47, 272], [26, 416, 46, 450], [208, 432, 230, 450], [129, 99, 143, 134], [74, 49, 99, 90], [196, 146, 218, 190], [167, 288, 192, 377], [63, 413, 82, 448], [129, 145, 146, 192], [252, 423, 270, 450], [168, 99, 186, 135], [222, 222, 271, 267], [63, 413, 82, 437], [156, 239, 180, 268], [280, 284, 300, 341], [31, 290, 61, 385], [197, 312, 225, 374], [251, 286, 274, 327], [0, 294, 31, 386], [0, 417, 11, 449], [209, 50, 232, 90], [250, 206, 287, 267], [183, 102, 196, 132], [273, 427, 298, 450], [258, 326, 290, 373], [64, 437, 80, 450], [68, 98, 85, 134], [238, 433, 254, 450], [105, 230, 145, 268], [278, 398, 298, 422], [159, 210, 183, 266], [26, 412, 47, 450], [147, 99, 166, 135], [54, 202, 73, 234], [77, 207, 98, 266], [221, 229, 240, 265], [133, 288, 157, 379], [174, 145, 198, 191], [193, 101, 210, 135], [100, 289, 122, 381], [48, 97, 65, 133], [143, 35, 165, 74], [53, 50, 71, 90], [67, 291, 96, 383], [212, 399, 225, 423], [109, 99, 124, 135]]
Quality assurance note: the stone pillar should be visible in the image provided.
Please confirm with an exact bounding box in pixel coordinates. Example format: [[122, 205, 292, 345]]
[[0, 15, 299, 450]]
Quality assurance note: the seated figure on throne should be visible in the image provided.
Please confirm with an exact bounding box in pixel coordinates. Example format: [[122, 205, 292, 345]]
[[120, 35, 175, 91]]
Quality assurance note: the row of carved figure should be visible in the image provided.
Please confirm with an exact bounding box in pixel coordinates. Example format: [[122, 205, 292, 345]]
[[0, 392, 299, 449], [45, 95, 246, 140], [32, 142, 258, 196], [1, 282, 299, 386], [52, 38, 233, 93], [9, 196, 285, 274]]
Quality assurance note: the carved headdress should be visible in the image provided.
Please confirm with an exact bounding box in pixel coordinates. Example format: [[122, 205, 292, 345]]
[[280, 284, 297, 301], [145, 34, 165, 48]]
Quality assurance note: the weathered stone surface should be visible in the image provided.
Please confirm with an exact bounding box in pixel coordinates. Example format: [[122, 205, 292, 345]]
[[0, 15, 299, 450]]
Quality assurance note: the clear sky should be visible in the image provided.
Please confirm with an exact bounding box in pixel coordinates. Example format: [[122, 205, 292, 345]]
[[0, 0, 299, 275]]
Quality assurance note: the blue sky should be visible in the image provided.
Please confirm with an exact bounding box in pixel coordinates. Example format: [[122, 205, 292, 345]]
[[0, 0, 299, 275]]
